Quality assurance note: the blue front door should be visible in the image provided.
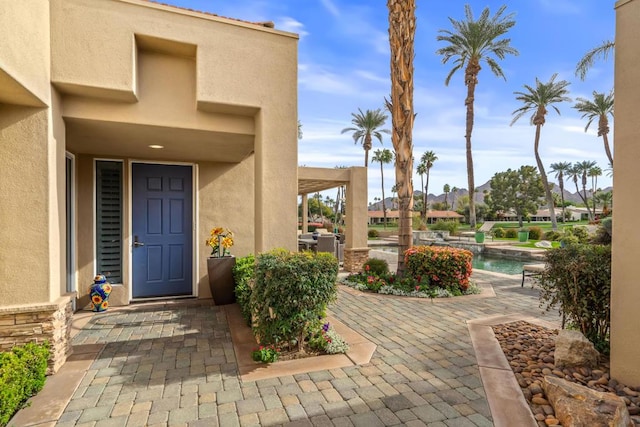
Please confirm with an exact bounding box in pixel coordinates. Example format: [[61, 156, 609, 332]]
[[132, 163, 193, 298]]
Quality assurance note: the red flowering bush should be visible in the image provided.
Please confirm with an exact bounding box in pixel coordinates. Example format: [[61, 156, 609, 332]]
[[405, 246, 473, 292]]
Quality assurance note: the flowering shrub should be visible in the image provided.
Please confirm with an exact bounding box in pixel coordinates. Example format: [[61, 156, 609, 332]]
[[252, 249, 338, 351], [341, 251, 480, 298], [206, 227, 234, 257], [405, 246, 473, 292], [308, 322, 349, 354]]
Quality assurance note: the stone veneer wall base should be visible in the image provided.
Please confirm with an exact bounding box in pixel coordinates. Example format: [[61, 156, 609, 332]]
[[343, 248, 370, 273], [0, 295, 75, 374]]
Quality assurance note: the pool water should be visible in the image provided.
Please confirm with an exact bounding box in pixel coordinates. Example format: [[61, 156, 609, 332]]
[[370, 246, 527, 275], [472, 254, 527, 275]]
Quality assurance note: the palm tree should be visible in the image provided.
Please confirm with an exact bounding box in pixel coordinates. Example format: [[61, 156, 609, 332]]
[[575, 160, 598, 220], [575, 40, 615, 81], [573, 91, 614, 165], [387, 0, 416, 275], [420, 151, 437, 217], [436, 4, 518, 229], [443, 184, 451, 210], [451, 186, 459, 211], [549, 161, 572, 223], [568, 164, 591, 218], [605, 161, 613, 178], [372, 149, 394, 229], [595, 191, 613, 213], [341, 108, 390, 167], [416, 162, 428, 220], [511, 74, 571, 230], [390, 184, 398, 210], [588, 165, 602, 214]]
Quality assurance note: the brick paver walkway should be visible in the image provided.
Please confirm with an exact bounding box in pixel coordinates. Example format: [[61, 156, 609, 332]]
[[55, 271, 560, 427]]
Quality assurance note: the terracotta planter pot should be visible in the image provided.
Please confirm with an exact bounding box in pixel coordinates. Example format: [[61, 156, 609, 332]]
[[207, 256, 236, 305]]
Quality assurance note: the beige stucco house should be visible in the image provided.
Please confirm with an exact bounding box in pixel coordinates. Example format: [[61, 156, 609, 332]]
[[0, 0, 306, 372]]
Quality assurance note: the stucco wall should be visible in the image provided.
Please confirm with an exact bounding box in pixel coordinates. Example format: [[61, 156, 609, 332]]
[[0, 106, 51, 305], [0, 1, 50, 106], [611, 0, 640, 387], [198, 159, 256, 298]]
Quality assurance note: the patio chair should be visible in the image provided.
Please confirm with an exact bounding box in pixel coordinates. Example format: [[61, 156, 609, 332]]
[[316, 234, 337, 256]]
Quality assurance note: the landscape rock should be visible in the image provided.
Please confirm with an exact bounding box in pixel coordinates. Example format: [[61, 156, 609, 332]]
[[535, 240, 553, 248], [543, 376, 633, 427], [554, 329, 600, 369]]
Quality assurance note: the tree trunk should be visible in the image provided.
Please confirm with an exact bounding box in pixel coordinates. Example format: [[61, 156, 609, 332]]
[[420, 174, 425, 220], [381, 161, 388, 229], [387, 0, 416, 276], [559, 178, 566, 223], [601, 123, 614, 166], [581, 176, 594, 220], [464, 61, 480, 229], [534, 124, 558, 230], [425, 170, 431, 216]]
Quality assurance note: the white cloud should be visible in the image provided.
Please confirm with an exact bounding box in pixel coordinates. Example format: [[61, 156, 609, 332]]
[[319, 0, 340, 17], [276, 17, 308, 38]]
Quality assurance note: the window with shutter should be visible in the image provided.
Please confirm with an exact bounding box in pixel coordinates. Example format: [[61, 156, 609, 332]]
[[96, 161, 123, 284]]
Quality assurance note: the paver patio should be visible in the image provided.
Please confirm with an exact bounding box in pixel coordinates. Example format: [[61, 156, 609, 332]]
[[13, 270, 561, 427]]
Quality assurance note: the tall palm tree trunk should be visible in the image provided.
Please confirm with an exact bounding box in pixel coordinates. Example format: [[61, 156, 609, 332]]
[[572, 178, 591, 217], [581, 176, 593, 220], [425, 171, 431, 214], [380, 161, 388, 229], [559, 178, 566, 223], [363, 134, 372, 167], [534, 125, 558, 230], [602, 132, 613, 167], [464, 62, 480, 229], [387, 0, 415, 275], [420, 174, 425, 220]]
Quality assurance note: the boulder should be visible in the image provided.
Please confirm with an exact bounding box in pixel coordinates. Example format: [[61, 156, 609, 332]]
[[535, 240, 553, 248], [554, 329, 599, 369], [543, 376, 633, 427]]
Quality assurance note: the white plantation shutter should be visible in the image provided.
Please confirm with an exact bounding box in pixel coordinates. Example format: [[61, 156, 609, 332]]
[[96, 161, 123, 283]]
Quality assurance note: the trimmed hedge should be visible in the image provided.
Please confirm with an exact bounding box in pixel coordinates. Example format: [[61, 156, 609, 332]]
[[405, 246, 473, 291], [528, 226, 543, 240], [251, 249, 338, 351], [363, 258, 389, 276], [540, 244, 611, 354], [505, 229, 518, 238], [232, 254, 256, 325], [0, 342, 50, 426]]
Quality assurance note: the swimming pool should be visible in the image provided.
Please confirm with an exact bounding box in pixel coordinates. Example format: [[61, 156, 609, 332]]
[[369, 246, 528, 275]]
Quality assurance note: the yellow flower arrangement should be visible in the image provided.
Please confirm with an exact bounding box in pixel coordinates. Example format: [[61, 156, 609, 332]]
[[207, 227, 234, 257]]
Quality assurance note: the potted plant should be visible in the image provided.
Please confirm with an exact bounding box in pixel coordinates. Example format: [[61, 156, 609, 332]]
[[518, 227, 530, 242], [206, 227, 236, 305], [474, 228, 485, 243]]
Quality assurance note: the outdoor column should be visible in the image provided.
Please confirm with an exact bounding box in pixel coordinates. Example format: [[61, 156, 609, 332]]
[[344, 167, 369, 272], [301, 194, 308, 233], [611, 0, 640, 387]]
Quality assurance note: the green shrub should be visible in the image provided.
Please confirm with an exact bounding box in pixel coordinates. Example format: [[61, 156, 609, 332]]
[[233, 255, 256, 325], [560, 226, 590, 246], [544, 230, 562, 241], [492, 228, 505, 238], [591, 218, 612, 245], [405, 246, 473, 292], [363, 258, 389, 276], [539, 244, 611, 354], [368, 229, 379, 238], [0, 342, 50, 426], [505, 229, 518, 238], [251, 250, 339, 351], [528, 226, 543, 240], [430, 219, 459, 234]]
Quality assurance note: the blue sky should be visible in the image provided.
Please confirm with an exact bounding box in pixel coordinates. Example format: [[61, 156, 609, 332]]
[[168, 0, 615, 202]]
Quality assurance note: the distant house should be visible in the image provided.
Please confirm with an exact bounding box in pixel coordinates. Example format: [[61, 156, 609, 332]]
[[368, 210, 462, 225]]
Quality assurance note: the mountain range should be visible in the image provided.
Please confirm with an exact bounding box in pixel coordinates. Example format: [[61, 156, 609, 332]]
[[369, 179, 612, 211]]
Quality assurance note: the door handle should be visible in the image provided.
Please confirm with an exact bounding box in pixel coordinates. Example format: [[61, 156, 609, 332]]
[[133, 236, 145, 247]]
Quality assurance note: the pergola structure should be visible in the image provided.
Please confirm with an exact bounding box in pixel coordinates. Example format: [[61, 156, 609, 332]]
[[298, 167, 369, 272]]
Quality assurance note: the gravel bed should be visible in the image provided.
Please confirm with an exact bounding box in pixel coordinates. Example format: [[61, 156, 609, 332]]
[[492, 321, 640, 427]]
